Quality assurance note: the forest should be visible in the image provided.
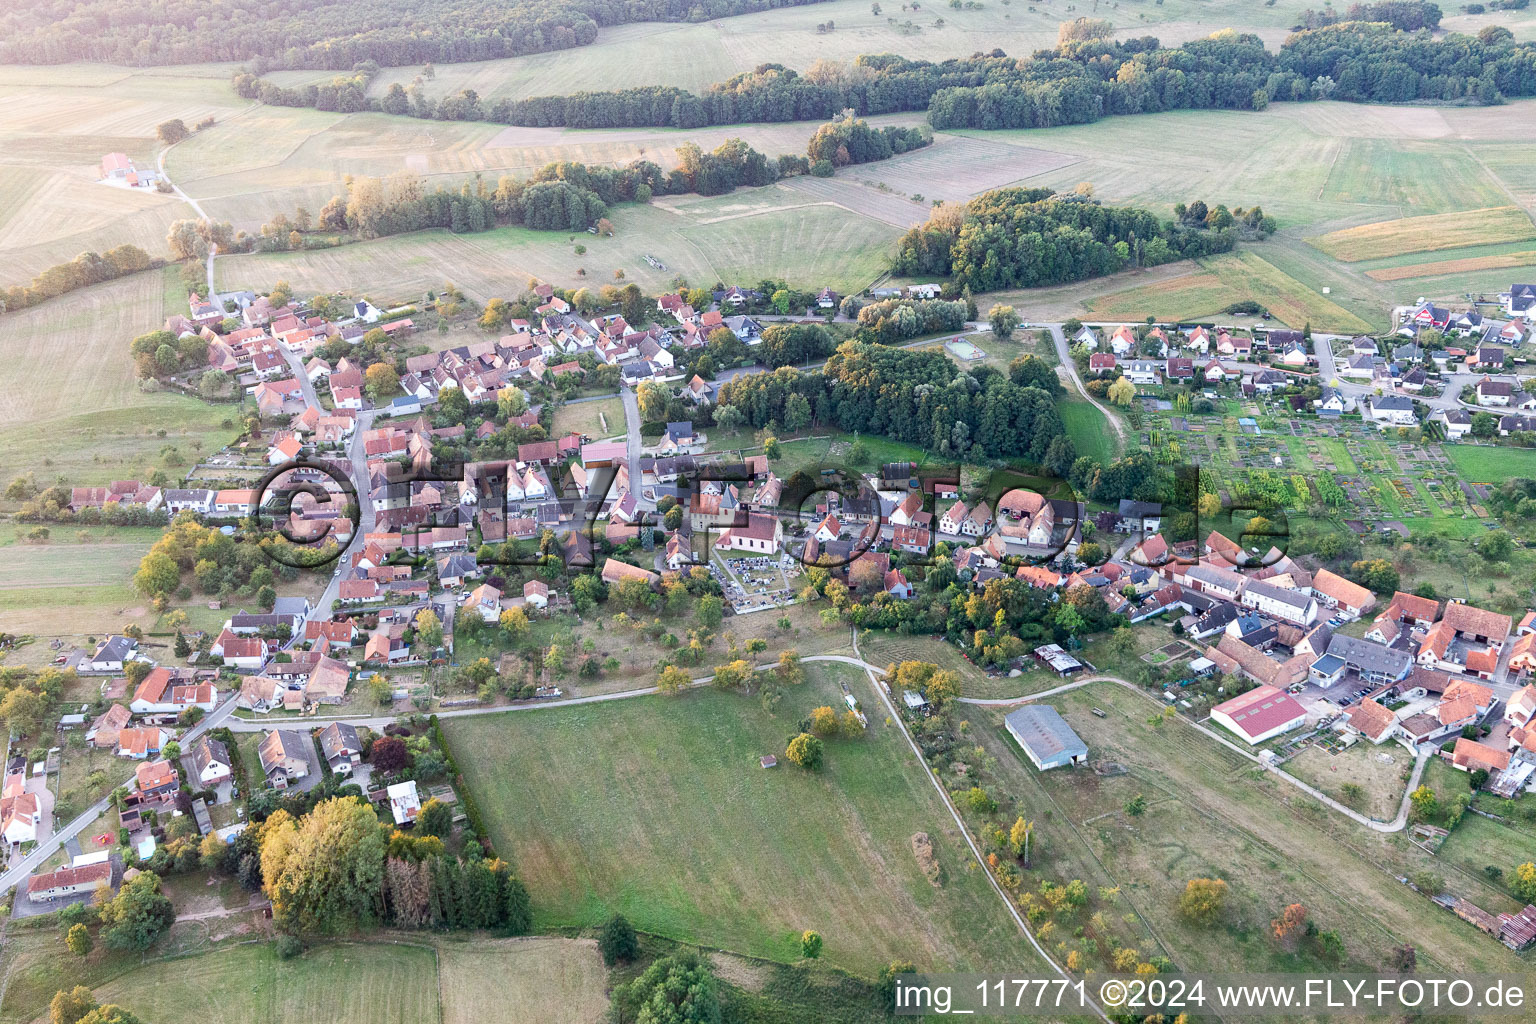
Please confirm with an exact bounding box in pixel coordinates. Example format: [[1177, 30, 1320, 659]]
[[892, 188, 1253, 292], [0, 0, 833, 68], [230, 15, 1536, 132], [715, 342, 1066, 462]]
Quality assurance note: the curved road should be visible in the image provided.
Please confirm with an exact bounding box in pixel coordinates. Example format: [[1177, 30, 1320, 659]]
[[1041, 323, 1129, 449], [156, 142, 218, 295], [958, 675, 1429, 833]]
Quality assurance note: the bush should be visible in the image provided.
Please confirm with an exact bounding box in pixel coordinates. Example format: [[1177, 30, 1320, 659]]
[[810, 159, 835, 177], [598, 913, 639, 966], [276, 933, 304, 959]]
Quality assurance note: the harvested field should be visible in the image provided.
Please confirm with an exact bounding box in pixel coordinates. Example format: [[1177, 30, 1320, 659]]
[[1309, 206, 1536, 262], [1087, 251, 1373, 332], [1364, 248, 1536, 281], [780, 174, 932, 229]]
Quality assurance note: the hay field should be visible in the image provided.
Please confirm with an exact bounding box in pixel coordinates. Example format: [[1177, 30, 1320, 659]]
[[438, 938, 609, 1024], [0, 65, 250, 281], [444, 661, 1039, 975], [1086, 250, 1374, 332], [1365, 248, 1536, 281], [1309, 205, 1536, 262]]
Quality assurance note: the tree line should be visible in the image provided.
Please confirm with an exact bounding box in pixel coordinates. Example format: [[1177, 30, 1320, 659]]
[[0, 0, 835, 68], [893, 187, 1251, 292], [0, 245, 161, 315], [716, 341, 1067, 462], [228, 20, 1536, 134]]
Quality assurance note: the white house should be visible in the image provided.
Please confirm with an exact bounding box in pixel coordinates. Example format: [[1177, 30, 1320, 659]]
[[718, 512, 782, 554], [1240, 579, 1318, 626], [190, 736, 233, 786]]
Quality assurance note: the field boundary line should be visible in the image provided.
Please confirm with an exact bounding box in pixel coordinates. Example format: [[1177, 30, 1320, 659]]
[[839, 638, 1112, 1023]]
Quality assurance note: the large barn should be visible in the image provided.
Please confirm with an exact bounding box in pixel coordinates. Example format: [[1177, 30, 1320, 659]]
[[1003, 706, 1088, 771]]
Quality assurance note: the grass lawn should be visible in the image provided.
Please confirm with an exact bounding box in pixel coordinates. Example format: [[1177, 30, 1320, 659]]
[[1282, 741, 1412, 821], [1057, 395, 1120, 465], [1435, 814, 1536, 909], [443, 660, 1037, 976], [1443, 443, 1536, 483], [550, 395, 623, 440], [1309, 206, 1536, 262]]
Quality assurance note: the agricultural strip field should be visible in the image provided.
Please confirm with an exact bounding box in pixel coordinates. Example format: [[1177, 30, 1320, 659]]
[[1085, 251, 1374, 332], [1364, 249, 1536, 281], [0, 931, 608, 1024], [1308, 206, 1536, 262], [443, 661, 1038, 975], [0, 269, 241, 488], [974, 682, 1530, 976]]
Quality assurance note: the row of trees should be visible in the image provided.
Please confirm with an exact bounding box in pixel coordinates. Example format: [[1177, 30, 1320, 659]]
[[893, 187, 1242, 291], [715, 341, 1068, 461], [0, 0, 834, 68], [229, 21, 1536, 135], [0, 245, 161, 316]]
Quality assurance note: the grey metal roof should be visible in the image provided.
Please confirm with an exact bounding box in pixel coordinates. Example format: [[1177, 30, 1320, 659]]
[[1004, 705, 1087, 763], [1326, 634, 1413, 678]]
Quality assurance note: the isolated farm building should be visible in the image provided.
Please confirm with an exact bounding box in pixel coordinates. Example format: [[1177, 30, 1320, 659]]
[[1003, 706, 1088, 771], [1210, 684, 1307, 744]]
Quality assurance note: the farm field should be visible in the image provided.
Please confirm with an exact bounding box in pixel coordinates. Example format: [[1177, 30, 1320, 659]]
[[1308, 206, 1536, 263], [216, 190, 899, 300], [443, 661, 1038, 975], [973, 681, 1530, 975], [0, 930, 609, 1024], [1084, 251, 1374, 332], [0, 63, 250, 283], [1363, 248, 1536, 282], [0, 269, 240, 489]]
